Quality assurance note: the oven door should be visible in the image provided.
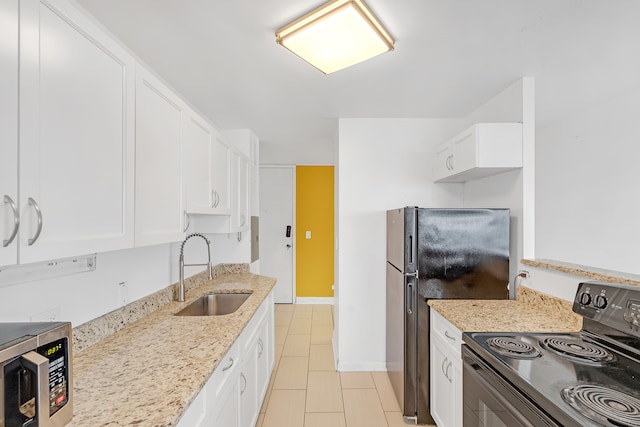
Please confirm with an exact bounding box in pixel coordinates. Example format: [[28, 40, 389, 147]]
[[462, 346, 559, 427]]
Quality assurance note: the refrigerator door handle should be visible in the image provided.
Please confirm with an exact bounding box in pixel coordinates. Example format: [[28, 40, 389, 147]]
[[405, 272, 417, 315], [408, 235, 413, 264]]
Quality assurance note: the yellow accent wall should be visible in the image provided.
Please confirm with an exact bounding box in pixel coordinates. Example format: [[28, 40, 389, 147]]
[[296, 166, 334, 297]]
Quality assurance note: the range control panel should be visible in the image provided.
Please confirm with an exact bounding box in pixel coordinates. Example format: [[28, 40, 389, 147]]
[[574, 281, 640, 335]]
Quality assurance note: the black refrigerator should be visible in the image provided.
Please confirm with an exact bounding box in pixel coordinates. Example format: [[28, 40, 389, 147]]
[[386, 207, 510, 424]]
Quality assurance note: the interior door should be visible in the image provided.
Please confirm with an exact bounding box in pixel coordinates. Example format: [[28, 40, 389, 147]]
[[259, 166, 294, 303]]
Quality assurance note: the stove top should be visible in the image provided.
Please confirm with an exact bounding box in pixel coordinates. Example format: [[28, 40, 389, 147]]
[[463, 281, 640, 427]]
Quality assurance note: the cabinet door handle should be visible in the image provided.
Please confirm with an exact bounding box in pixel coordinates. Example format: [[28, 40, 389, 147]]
[[240, 373, 247, 394], [444, 330, 456, 342], [212, 190, 219, 208], [27, 198, 42, 246], [258, 338, 264, 358], [183, 210, 190, 232], [441, 356, 448, 376], [3, 195, 19, 247], [446, 361, 453, 383], [222, 357, 234, 371]]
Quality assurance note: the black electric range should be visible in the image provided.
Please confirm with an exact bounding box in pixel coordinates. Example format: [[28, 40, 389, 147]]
[[462, 281, 640, 427]]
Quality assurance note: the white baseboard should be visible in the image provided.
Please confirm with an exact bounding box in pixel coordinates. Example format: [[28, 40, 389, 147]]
[[294, 297, 334, 305]]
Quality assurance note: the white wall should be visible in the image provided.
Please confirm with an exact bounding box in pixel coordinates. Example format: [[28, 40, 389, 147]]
[[536, 88, 640, 276], [0, 236, 248, 327], [261, 140, 334, 165], [335, 118, 463, 370]]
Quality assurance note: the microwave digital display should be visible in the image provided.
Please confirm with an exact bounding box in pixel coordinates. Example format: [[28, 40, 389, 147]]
[[37, 337, 69, 416]]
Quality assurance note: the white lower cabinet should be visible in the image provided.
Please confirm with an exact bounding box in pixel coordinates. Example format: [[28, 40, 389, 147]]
[[430, 310, 462, 427], [177, 291, 274, 427], [239, 341, 259, 427], [210, 379, 240, 426]]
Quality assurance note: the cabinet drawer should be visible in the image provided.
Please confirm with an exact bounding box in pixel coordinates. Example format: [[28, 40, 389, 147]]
[[431, 309, 462, 356]]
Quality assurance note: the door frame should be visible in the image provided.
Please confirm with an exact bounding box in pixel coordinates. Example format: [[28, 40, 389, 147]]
[[260, 164, 296, 303]]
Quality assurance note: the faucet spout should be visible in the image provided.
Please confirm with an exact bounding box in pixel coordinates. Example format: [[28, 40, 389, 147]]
[[178, 233, 213, 302]]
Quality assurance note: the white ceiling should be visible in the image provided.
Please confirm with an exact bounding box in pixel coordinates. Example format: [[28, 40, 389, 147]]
[[75, 0, 640, 149]]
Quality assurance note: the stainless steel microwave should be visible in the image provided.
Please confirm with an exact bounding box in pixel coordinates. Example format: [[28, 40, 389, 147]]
[[0, 322, 73, 427]]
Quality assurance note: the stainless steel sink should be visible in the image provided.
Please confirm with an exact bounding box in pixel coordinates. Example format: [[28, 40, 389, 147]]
[[175, 293, 251, 316]]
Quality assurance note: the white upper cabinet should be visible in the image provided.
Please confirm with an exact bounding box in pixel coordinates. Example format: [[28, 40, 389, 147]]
[[231, 150, 250, 232], [191, 130, 255, 234], [223, 130, 256, 232], [17, 0, 135, 264], [0, 0, 19, 267], [250, 134, 260, 217], [135, 66, 186, 247], [184, 112, 215, 213], [433, 123, 522, 183], [184, 114, 231, 216], [211, 134, 232, 214]]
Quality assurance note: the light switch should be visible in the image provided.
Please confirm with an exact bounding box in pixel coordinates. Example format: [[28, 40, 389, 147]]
[[306, 231, 311, 239]]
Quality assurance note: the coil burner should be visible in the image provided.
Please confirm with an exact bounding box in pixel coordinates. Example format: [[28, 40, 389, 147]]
[[562, 384, 640, 427], [541, 336, 615, 365], [486, 337, 541, 359]]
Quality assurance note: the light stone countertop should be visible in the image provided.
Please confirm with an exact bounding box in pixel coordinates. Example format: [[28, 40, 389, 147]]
[[68, 272, 276, 427], [428, 286, 582, 333]]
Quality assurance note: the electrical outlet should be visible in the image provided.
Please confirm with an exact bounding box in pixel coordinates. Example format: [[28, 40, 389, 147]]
[[118, 281, 127, 306], [31, 307, 61, 322]]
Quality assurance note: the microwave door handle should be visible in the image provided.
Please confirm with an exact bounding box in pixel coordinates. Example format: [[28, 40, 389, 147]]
[[21, 351, 49, 426]]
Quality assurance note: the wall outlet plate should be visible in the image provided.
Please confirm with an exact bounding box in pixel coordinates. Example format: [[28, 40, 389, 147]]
[[31, 307, 61, 322], [118, 281, 127, 307]]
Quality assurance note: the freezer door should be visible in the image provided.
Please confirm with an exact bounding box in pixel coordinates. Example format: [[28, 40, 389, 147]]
[[417, 208, 510, 299], [386, 208, 417, 273]]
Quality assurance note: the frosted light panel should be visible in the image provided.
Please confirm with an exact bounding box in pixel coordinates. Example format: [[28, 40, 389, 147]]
[[276, 0, 394, 74]]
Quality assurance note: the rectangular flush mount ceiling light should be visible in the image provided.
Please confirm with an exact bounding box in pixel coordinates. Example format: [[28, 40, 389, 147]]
[[275, 0, 394, 74]]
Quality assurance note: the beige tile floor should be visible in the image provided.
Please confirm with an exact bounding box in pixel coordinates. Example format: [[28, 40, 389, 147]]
[[256, 303, 426, 427]]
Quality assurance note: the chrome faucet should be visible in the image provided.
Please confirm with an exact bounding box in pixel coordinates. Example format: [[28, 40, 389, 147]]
[[178, 233, 213, 302]]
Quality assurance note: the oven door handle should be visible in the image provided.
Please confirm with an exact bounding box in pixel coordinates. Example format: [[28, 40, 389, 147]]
[[463, 356, 539, 427]]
